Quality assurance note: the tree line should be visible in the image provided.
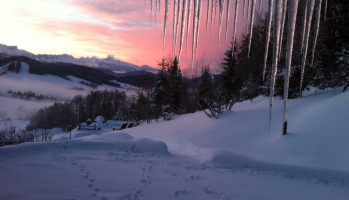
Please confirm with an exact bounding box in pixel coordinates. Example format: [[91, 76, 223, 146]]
[[27, 0, 348, 132]]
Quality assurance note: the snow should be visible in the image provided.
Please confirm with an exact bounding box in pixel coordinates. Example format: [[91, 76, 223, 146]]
[[0, 62, 137, 99], [1, 88, 349, 199]]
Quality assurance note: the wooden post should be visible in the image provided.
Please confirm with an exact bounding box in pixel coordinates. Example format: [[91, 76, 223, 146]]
[[283, 121, 288, 136]]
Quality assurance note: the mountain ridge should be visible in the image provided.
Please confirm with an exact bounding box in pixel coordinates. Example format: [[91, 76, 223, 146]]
[[0, 44, 158, 73]]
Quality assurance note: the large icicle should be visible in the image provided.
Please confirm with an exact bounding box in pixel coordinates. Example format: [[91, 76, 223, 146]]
[[299, 0, 316, 97], [268, 0, 283, 132], [213, 0, 218, 28], [179, 0, 188, 62], [262, 0, 274, 80], [205, 0, 211, 36], [247, 0, 256, 58], [174, 0, 183, 54], [259, 0, 263, 11], [283, 0, 299, 135], [163, 0, 171, 50], [151, 0, 154, 23], [195, 0, 203, 59], [231, 0, 239, 57], [225, 0, 232, 42], [191, 0, 199, 67], [218, 0, 226, 45], [210, 0, 215, 36], [172, 0, 178, 55], [300, 0, 308, 54], [277, 0, 287, 61], [324, 0, 327, 21], [186, 0, 193, 49], [310, 0, 323, 67]]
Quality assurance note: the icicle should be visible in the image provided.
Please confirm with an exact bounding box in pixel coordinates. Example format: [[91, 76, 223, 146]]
[[186, 0, 193, 49], [205, 0, 211, 36], [300, 0, 308, 54], [231, 0, 239, 57], [278, 0, 288, 61], [213, 0, 218, 28], [174, 0, 183, 54], [151, 0, 154, 23], [172, 0, 178, 55], [210, 0, 214, 37], [243, 0, 246, 20], [310, 0, 323, 67], [218, 0, 226, 45], [195, 0, 203, 59], [155, 0, 158, 23], [299, 0, 315, 97], [163, 0, 170, 50], [247, 0, 252, 29], [247, 0, 256, 58], [268, 0, 283, 133], [225, 0, 232, 42], [324, 0, 327, 21], [179, 0, 188, 62], [259, 0, 263, 11], [192, 0, 199, 67], [262, 0, 274, 81], [283, 0, 299, 135]]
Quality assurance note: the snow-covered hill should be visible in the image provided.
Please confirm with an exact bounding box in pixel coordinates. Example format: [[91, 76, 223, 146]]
[[0, 61, 137, 99], [0, 88, 348, 199], [0, 44, 157, 73]]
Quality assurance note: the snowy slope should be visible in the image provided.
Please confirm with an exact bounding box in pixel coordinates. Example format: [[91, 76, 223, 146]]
[[0, 89, 348, 200], [0, 62, 137, 98]]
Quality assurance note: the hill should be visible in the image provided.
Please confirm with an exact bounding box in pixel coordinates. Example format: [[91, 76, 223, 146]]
[[0, 88, 348, 199]]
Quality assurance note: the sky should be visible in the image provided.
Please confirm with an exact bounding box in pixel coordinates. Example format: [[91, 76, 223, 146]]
[[0, 0, 262, 70]]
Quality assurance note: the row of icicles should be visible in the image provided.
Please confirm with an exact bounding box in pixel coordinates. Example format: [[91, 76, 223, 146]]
[[145, 0, 327, 135]]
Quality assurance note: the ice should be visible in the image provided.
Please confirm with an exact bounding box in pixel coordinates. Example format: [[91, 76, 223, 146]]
[[283, 0, 299, 134], [225, 0, 232, 42], [268, 0, 283, 132], [231, 0, 240, 57], [163, 0, 171, 50], [310, 0, 323, 67], [262, 0, 274, 80], [247, 0, 256, 58], [178, 0, 188, 62], [299, 0, 315, 97], [218, 0, 226, 45]]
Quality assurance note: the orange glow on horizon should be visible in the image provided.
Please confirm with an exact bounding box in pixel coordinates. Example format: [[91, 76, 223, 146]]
[[0, 0, 252, 70]]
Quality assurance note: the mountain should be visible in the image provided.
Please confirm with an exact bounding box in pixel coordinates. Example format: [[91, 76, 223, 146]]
[[0, 44, 158, 73]]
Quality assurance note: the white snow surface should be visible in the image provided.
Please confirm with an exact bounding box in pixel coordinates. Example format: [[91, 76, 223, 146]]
[[1, 88, 349, 199], [0, 62, 136, 98]]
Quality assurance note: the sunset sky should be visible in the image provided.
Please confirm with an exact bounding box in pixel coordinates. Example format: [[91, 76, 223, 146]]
[[0, 0, 261, 70]]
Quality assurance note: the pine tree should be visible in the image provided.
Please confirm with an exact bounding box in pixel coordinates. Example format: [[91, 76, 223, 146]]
[[219, 43, 242, 110], [198, 66, 215, 109], [153, 59, 169, 112], [168, 57, 185, 113]]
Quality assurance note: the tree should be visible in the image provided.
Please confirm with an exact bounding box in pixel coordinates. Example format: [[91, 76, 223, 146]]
[[198, 66, 215, 109], [167, 57, 185, 114], [152, 58, 170, 118], [218, 42, 242, 110]]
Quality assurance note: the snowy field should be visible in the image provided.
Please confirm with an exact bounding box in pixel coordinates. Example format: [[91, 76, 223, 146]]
[[0, 88, 349, 200]]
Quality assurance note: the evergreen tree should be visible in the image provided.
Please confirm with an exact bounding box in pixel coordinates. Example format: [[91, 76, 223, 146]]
[[152, 59, 169, 116], [219, 43, 242, 110], [168, 57, 185, 113], [198, 66, 215, 109]]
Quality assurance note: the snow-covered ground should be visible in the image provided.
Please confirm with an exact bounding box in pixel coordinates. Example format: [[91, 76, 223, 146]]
[[0, 96, 54, 131], [0, 88, 348, 200]]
